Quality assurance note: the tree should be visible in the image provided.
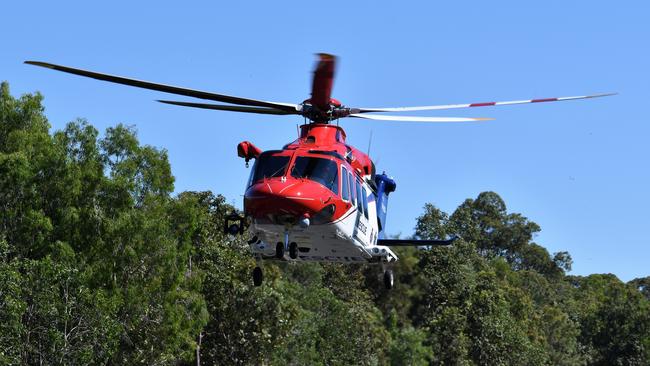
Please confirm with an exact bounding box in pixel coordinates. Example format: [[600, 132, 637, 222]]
[[629, 276, 650, 301], [1, 83, 206, 364], [570, 274, 650, 365], [3, 82, 649, 365]]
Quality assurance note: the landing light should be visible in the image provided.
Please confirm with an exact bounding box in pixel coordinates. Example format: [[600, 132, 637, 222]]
[[312, 204, 336, 225], [299, 215, 310, 228]]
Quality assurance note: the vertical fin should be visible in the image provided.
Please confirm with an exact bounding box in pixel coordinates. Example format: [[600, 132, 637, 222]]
[[374, 173, 396, 239]]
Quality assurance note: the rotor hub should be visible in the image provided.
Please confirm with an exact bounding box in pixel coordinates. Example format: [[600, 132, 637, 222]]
[[300, 97, 347, 123]]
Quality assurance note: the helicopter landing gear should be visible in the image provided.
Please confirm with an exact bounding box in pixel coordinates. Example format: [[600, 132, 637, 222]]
[[224, 212, 245, 236], [252, 266, 263, 287], [289, 242, 298, 259], [383, 269, 394, 290], [276, 229, 294, 259], [275, 242, 285, 259], [381, 262, 394, 290], [253, 256, 264, 287]]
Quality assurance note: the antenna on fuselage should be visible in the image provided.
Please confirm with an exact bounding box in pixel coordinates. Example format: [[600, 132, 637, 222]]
[[367, 129, 373, 157]]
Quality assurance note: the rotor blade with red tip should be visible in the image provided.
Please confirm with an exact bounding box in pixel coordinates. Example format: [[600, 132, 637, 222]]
[[25, 61, 299, 112], [158, 100, 296, 115], [355, 93, 617, 113], [348, 113, 492, 123], [310, 53, 336, 111]]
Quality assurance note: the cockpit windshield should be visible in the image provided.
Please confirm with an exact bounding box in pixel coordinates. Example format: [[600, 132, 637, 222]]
[[290, 156, 339, 194], [249, 154, 290, 185]]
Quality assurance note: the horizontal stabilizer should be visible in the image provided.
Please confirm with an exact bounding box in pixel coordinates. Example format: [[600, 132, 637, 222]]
[[377, 236, 458, 247]]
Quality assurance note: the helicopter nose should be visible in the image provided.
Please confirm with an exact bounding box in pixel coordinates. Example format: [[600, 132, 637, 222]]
[[244, 179, 337, 223]]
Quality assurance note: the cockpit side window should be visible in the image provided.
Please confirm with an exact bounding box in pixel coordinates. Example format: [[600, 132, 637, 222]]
[[250, 154, 290, 184], [341, 166, 350, 201], [356, 178, 364, 215], [290, 156, 339, 194], [362, 187, 369, 219], [247, 159, 258, 187], [348, 171, 356, 206]]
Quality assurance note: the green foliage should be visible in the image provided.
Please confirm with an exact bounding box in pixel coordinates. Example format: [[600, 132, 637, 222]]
[[630, 276, 650, 301], [1, 82, 649, 365], [1, 83, 202, 364], [569, 274, 650, 365]]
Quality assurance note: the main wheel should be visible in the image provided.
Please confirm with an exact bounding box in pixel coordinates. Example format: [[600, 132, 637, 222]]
[[227, 223, 240, 236], [275, 242, 285, 259], [289, 242, 298, 259], [383, 269, 394, 290], [253, 267, 263, 287]]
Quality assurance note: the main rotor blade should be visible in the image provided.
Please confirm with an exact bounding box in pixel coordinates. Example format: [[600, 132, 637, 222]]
[[348, 113, 492, 122], [355, 93, 617, 113], [158, 100, 296, 115], [310, 53, 336, 111], [25, 61, 299, 112]]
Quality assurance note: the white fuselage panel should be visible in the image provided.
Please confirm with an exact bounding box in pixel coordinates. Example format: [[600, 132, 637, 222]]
[[249, 183, 397, 264]]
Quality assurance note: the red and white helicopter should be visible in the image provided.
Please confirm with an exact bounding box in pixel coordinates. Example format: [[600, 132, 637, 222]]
[[26, 55, 613, 289]]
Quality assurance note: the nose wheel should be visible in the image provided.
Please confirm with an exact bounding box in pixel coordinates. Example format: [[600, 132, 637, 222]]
[[289, 242, 298, 259], [275, 241, 298, 259], [277, 229, 300, 260], [275, 242, 285, 259]]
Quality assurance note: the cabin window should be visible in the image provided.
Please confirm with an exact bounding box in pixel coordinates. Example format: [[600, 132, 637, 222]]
[[341, 166, 350, 201], [348, 171, 356, 205], [356, 179, 364, 215], [247, 160, 257, 187], [250, 154, 290, 184], [291, 156, 339, 194], [362, 187, 369, 219]]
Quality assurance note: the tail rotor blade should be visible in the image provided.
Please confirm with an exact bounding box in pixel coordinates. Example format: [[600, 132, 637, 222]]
[[310, 53, 336, 111]]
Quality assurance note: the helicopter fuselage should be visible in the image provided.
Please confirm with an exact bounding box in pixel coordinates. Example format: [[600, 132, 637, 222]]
[[241, 123, 398, 264]]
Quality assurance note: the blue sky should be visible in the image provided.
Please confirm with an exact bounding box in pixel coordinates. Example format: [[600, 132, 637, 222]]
[[3, 1, 648, 281]]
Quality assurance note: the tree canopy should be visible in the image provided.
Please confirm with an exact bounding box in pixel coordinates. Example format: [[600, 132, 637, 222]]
[[1, 82, 649, 365]]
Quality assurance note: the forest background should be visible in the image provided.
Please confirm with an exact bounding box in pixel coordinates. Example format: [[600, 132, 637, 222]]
[[1, 83, 649, 365]]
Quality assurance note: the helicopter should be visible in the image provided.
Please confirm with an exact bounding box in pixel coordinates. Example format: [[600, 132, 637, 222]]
[[25, 54, 614, 289]]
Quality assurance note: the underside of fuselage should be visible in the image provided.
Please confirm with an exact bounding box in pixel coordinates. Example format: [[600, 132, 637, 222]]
[[248, 211, 398, 264]]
